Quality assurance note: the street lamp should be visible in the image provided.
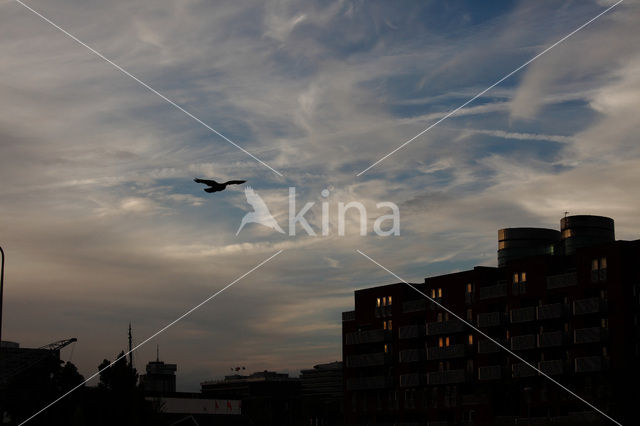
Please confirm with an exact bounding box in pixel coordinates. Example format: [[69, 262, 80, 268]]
[[0, 245, 4, 346]]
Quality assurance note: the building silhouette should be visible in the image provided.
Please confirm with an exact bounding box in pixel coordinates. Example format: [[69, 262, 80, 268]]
[[201, 370, 301, 425], [300, 361, 343, 426], [139, 355, 177, 394], [342, 215, 640, 425]]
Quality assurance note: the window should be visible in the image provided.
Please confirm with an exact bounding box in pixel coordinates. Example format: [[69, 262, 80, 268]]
[[388, 296, 393, 305], [431, 289, 436, 298], [382, 296, 387, 306], [437, 313, 443, 322], [466, 283, 473, 293], [438, 337, 444, 348], [445, 337, 450, 347], [601, 318, 608, 328], [592, 257, 608, 282], [513, 273, 519, 284], [521, 272, 527, 282], [468, 334, 473, 345], [384, 343, 389, 353], [466, 308, 473, 321], [383, 320, 387, 330], [438, 288, 443, 298], [376, 298, 381, 307], [506, 330, 510, 339], [388, 320, 393, 330]]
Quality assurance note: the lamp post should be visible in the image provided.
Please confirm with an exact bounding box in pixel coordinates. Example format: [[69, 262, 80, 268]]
[[0, 246, 4, 346]]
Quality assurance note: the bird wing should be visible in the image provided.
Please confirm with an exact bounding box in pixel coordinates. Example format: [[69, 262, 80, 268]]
[[244, 186, 271, 215], [194, 178, 219, 186], [224, 180, 246, 185]]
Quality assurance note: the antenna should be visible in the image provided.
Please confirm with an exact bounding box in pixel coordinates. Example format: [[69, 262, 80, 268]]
[[128, 323, 133, 367], [564, 211, 570, 218]]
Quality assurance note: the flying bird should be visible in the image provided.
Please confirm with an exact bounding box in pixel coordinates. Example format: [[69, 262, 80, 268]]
[[236, 186, 285, 235], [194, 178, 246, 193]]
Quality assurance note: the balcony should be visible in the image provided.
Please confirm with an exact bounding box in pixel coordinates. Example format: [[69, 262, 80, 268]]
[[477, 338, 505, 354], [399, 324, 424, 339], [510, 306, 537, 323], [342, 310, 355, 322], [575, 356, 609, 373], [346, 376, 391, 390], [400, 373, 424, 387], [538, 331, 564, 348], [345, 329, 389, 345], [403, 299, 427, 313], [427, 344, 465, 360], [399, 349, 426, 363], [538, 360, 564, 376], [511, 334, 537, 351], [511, 362, 537, 378], [346, 352, 390, 368], [427, 369, 466, 385], [477, 312, 502, 328], [546, 272, 577, 290], [478, 365, 502, 381], [426, 320, 466, 335], [573, 298, 607, 315], [537, 303, 564, 320], [478, 282, 507, 300], [574, 327, 608, 344]]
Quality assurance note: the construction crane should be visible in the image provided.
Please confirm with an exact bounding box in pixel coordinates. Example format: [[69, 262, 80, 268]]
[[0, 338, 77, 385]]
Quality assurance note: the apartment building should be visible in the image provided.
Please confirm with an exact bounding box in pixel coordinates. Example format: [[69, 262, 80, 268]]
[[342, 215, 640, 425]]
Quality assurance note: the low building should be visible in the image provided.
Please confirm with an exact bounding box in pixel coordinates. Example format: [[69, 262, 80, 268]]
[[201, 370, 301, 426], [300, 361, 343, 425]]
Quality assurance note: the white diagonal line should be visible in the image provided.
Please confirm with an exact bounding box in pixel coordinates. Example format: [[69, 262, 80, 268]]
[[13, 0, 283, 177], [356, 249, 623, 426], [357, 0, 623, 176], [18, 249, 284, 426]]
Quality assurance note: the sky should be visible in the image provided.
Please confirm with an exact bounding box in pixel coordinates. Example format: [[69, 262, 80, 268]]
[[1, 0, 640, 391]]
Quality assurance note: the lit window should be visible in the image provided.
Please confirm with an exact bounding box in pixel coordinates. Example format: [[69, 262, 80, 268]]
[[431, 289, 436, 298], [438, 337, 444, 347], [513, 273, 519, 284], [382, 296, 387, 306], [600, 257, 607, 269], [388, 320, 392, 330], [521, 272, 527, 283], [437, 288, 443, 298], [466, 283, 473, 293], [468, 334, 473, 345], [376, 298, 381, 307], [592, 259, 599, 271], [388, 296, 392, 305], [384, 344, 389, 353], [383, 321, 387, 330], [445, 337, 450, 347]]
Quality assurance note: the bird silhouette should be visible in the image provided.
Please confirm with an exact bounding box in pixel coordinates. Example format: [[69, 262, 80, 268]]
[[236, 186, 285, 235], [194, 178, 246, 193]]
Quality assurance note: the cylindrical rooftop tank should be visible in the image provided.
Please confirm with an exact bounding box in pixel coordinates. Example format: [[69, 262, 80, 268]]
[[560, 215, 614, 255], [498, 228, 560, 267]]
